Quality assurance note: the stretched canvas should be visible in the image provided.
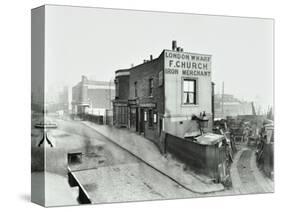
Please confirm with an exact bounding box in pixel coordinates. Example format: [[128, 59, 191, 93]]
[[31, 4, 274, 207]]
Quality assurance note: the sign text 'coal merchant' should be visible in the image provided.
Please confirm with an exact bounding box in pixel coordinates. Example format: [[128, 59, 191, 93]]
[[164, 51, 211, 77]]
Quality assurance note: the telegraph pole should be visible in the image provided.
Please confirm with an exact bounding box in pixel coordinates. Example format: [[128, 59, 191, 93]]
[[109, 79, 112, 110], [221, 81, 224, 118]]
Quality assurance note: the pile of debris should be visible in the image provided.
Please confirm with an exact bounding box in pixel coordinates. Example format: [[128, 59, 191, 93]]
[[256, 119, 274, 178]]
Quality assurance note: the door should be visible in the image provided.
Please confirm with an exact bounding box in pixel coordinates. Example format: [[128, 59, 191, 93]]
[[159, 118, 163, 134], [135, 107, 139, 132], [140, 108, 145, 134]]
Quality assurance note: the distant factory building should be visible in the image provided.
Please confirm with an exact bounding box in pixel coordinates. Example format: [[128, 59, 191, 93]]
[[72, 76, 115, 116], [214, 94, 254, 118], [113, 41, 214, 146]]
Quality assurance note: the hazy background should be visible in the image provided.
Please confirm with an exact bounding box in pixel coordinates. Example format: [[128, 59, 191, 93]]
[[45, 5, 274, 111]]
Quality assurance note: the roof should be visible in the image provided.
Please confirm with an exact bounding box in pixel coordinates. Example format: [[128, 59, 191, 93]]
[[115, 69, 129, 74], [74, 79, 114, 88], [114, 47, 212, 76], [84, 80, 113, 86], [126, 56, 160, 71]]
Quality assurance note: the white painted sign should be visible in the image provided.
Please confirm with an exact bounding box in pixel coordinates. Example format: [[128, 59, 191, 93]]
[[164, 50, 211, 77]]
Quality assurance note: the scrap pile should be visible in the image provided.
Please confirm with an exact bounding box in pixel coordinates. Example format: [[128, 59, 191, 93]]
[[213, 119, 235, 187], [213, 118, 236, 158], [256, 119, 274, 178]]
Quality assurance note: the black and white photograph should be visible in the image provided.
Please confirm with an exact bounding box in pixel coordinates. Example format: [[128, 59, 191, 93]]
[[31, 4, 274, 207]]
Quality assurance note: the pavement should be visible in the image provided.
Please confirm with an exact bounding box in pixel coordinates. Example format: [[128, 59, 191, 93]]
[[82, 121, 225, 194], [73, 162, 199, 203]]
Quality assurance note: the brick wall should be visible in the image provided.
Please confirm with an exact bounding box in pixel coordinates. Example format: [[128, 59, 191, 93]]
[[129, 54, 165, 115], [127, 54, 165, 143]]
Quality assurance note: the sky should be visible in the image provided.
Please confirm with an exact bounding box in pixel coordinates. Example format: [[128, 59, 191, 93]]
[[45, 5, 274, 111]]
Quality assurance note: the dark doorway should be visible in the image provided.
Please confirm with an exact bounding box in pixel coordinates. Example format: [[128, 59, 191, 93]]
[[136, 107, 139, 132], [140, 108, 145, 134], [159, 118, 163, 135]]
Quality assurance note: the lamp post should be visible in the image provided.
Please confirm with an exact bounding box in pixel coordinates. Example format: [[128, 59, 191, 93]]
[[192, 111, 209, 135]]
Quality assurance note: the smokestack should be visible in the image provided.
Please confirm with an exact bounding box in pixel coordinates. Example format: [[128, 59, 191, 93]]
[[172, 40, 177, 51], [176, 47, 181, 52], [150, 55, 153, 60]]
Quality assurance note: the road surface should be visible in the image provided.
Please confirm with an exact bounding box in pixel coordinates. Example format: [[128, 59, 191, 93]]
[[38, 117, 273, 205]]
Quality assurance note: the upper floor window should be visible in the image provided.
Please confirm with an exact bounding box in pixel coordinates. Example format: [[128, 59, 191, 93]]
[[134, 81, 138, 97], [149, 78, 154, 97], [183, 79, 196, 104]]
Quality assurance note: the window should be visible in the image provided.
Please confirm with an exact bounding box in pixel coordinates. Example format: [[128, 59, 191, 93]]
[[153, 113, 157, 123], [144, 111, 147, 121], [134, 81, 138, 97], [149, 78, 154, 96], [183, 79, 196, 104]]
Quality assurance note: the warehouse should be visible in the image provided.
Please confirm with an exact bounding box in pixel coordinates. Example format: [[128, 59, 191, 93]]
[[113, 41, 214, 147], [72, 75, 115, 117]]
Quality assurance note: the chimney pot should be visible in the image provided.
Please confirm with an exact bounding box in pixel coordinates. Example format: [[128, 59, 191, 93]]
[[172, 40, 177, 51]]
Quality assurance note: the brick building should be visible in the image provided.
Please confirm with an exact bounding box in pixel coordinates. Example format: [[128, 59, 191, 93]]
[[72, 76, 115, 116], [113, 41, 214, 146]]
